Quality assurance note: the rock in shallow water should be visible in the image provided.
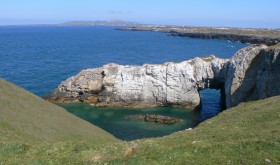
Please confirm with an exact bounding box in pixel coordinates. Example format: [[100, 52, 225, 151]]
[[126, 114, 181, 124]]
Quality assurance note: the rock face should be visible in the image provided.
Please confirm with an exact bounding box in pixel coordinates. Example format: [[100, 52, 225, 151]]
[[169, 31, 279, 45], [44, 55, 226, 109], [224, 45, 280, 107], [44, 44, 280, 109]]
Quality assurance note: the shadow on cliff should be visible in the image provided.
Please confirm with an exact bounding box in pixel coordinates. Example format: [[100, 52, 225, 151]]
[[231, 49, 280, 107]]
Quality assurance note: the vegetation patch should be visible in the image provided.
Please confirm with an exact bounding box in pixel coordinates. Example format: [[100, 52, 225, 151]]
[[270, 42, 280, 48], [0, 78, 279, 164]]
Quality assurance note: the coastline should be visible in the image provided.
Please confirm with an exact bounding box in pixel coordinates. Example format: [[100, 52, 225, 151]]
[[117, 25, 280, 45]]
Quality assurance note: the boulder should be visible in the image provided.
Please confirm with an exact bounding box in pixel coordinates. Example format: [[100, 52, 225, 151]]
[[127, 114, 181, 124]]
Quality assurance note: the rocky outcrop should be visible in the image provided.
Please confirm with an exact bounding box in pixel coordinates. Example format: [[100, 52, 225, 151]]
[[126, 114, 181, 124], [224, 45, 280, 107], [44, 55, 226, 109], [169, 31, 279, 45], [44, 44, 280, 109]]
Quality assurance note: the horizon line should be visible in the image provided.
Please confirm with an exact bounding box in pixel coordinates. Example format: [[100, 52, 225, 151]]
[[0, 20, 279, 30]]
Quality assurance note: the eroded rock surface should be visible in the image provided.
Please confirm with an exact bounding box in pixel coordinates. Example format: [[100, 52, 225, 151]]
[[44, 44, 280, 109], [225, 45, 280, 107], [44, 55, 226, 109]]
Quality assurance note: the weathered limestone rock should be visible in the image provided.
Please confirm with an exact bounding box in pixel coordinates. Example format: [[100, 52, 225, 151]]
[[44, 56, 227, 109], [44, 44, 280, 109], [224, 45, 280, 108]]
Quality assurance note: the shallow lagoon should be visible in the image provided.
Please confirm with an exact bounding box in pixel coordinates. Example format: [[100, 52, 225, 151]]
[[60, 89, 222, 140], [61, 103, 199, 141]]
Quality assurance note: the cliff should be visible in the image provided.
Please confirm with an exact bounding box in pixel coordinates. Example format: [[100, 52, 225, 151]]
[[225, 44, 280, 107], [44, 56, 226, 109], [44, 44, 280, 109]]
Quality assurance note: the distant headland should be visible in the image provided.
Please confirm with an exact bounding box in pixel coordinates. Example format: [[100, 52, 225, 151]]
[[8, 20, 140, 27], [5, 20, 279, 45], [117, 25, 280, 45]]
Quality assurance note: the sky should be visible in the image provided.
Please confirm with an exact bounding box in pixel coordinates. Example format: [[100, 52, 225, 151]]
[[0, 0, 279, 28]]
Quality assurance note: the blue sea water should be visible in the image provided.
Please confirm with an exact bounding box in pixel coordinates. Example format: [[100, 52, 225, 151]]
[[0, 26, 247, 96], [0, 26, 248, 140]]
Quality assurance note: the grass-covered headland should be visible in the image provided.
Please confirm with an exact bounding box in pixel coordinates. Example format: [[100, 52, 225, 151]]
[[0, 78, 279, 164]]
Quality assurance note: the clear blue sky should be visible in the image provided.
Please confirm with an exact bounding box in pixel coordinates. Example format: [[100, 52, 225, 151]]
[[0, 0, 279, 28]]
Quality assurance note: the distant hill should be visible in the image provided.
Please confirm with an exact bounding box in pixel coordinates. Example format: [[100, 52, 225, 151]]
[[0, 78, 117, 143], [9, 20, 141, 27], [59, 20, 140, 26]]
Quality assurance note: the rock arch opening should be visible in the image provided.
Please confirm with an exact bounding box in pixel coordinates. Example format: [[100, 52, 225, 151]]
[[198, 88, 225, 121]]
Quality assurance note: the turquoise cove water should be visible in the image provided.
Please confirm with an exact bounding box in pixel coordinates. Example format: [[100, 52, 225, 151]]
[[60, 103, 200, 141], [60, 88, 223, 141]]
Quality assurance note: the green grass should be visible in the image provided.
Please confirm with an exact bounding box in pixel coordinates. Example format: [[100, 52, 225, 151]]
[[109, 97, 280, 164], [270, 42, 280, 48], [0, 78, 279, 164], [0, 78, 117, 143]]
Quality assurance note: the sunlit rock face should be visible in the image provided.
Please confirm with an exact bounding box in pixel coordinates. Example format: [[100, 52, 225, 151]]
[[44, 44, 280, 109], [44, 55, 227, 109]]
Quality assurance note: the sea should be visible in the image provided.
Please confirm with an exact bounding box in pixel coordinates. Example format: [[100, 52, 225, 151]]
[[0, 26, 248, 140]]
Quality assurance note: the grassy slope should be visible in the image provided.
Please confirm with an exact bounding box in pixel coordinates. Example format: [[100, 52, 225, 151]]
[[0, 78, 117, 163], [270, 42, 280, 48], [0, 78, 279, 164], [111, 96, 280, 164]]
